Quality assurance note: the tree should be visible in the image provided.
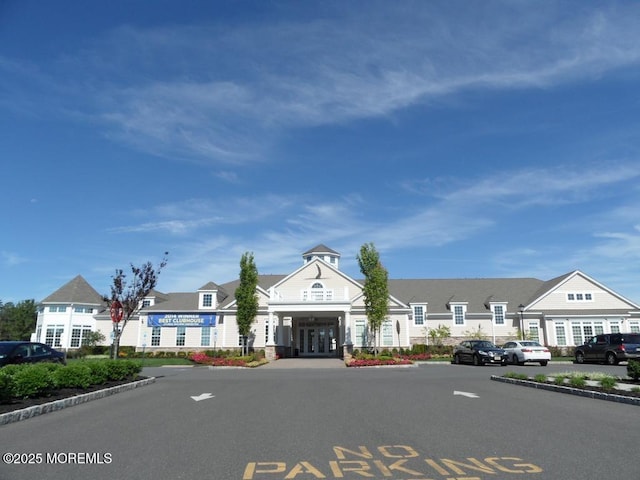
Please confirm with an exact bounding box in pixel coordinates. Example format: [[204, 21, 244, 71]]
[[357, 242, 389, 355], [427, 324, 451, 346], [107, 252, 168, 359], [0, 299, 37, 340], [235, 252, 259, 356], [463, 324, 487, 340]]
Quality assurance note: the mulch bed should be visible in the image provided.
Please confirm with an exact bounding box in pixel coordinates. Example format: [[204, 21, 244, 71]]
[[0, 377, 145, 415]]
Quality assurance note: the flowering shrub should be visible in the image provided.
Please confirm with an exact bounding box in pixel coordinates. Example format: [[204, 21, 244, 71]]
[[347, 357, 413, 367], [190, 352, 212, 364], [211, 357, 248, 367], [396, 353, 432, 361], [189, 352, 250, 367]]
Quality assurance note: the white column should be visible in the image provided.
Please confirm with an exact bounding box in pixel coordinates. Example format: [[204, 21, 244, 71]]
[[277, 314, 284, 345], [267, 312, 275, 346], [343, 311, 352, 345]]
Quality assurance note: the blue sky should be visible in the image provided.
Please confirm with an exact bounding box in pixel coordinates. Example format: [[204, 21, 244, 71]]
[[1, 0, 640, 304]]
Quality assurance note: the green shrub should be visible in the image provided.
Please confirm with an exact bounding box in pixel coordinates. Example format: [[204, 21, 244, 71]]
[[627, 360, 640, 381], [103, 360, 142, 381], [599, 376, 617, 391], [554, 374, 568, 385], [569, 375, 586, 388], [11, 364, 58, 398], [84, 361, 110, 385], [534, 373, 548, 383], [53, 363, 93, 389], [0, 369, 15, 403]]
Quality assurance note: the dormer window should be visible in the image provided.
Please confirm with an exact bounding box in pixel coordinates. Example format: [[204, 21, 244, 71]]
[[452, 304, 466, 325], [412, 305, 426, 325], [492, 304, 505, 325], [198, 291, 216, 309], [202, 294, 213, 308]]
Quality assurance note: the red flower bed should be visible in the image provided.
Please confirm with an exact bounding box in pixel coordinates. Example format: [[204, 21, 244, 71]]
[[396, 353, 432, 361], [347, 358, 413, 367], [189, 352, 247, 367]]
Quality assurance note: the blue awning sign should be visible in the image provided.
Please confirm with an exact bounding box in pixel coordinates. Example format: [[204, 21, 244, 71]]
[[147, 313, 216, 327]]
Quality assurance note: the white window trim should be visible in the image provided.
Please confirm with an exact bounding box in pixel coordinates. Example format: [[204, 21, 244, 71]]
[[451, 304, 467, 326], [411, 304, 426, 326], [566, 292, 594, 302], [151, 327, 161, 346], [490, 303, 506, 325], [201, 327, 211, 347]]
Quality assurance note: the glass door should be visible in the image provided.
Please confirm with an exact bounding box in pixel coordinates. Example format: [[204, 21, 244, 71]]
[[297, 321, 339, 356]]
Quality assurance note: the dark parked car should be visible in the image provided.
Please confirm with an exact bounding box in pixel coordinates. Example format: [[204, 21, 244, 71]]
[[574, 333, 640, 365], [453, 340, 507, 366], [0, 341, 67, 367]]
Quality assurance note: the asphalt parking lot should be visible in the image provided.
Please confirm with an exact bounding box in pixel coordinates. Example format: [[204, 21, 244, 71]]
[[1, 361, 638, 480]]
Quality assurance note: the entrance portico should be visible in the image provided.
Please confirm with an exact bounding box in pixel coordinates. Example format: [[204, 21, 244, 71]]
[[267, 311, 350, 358]]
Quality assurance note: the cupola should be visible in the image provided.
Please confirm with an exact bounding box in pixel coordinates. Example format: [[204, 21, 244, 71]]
[[302, 244, 340, 269]]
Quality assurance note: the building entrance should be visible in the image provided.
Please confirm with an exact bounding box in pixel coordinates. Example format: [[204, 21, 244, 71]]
[[297, 320, 338, 357]]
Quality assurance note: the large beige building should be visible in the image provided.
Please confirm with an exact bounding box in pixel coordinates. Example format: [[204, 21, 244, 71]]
[[33, 244, 640, 358]]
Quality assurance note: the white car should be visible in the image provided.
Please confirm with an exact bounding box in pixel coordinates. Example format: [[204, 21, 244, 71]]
[[502, 340, 551, 366]]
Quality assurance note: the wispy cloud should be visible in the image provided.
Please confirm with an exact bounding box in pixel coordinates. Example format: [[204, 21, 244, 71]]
[[155, 158, 639, 289], [4, 3, 640, 166], [403, 162, 640, 208], [2, 251, 27, 267]]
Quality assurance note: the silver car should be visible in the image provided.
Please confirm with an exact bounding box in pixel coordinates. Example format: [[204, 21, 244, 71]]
[[502, 340, 550, 366]]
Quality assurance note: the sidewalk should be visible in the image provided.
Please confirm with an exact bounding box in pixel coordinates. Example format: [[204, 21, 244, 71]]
[[260, 358, 346, 369]]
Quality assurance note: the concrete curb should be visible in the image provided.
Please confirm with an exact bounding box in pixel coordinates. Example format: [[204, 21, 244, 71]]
[[0, 377, 156, 426], [491, 375, 640, 406]]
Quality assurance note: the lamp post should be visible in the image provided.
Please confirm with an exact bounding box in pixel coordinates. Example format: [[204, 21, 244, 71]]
[[518, 304, 525, 340]]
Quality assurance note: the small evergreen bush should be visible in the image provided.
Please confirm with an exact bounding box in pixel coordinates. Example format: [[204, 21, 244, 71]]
[[53, 363, 93, 389], [11, 364, 58, 398], [627, 360, 640, 381], [84, 361, 110, 385], [0, 369, 15, 403], [103, 360, 141, 380]]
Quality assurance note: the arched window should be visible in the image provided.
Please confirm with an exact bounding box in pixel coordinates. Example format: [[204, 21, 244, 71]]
[[301, 281, 334, 301]]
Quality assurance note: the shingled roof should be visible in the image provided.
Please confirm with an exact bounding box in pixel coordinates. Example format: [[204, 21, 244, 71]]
[[302, 244, 340, 256], [388, 277, 545, 314], [40, 275, 104, 305]]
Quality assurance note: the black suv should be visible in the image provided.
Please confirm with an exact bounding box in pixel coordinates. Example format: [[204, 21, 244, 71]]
[[574, 333, 640, 365]]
